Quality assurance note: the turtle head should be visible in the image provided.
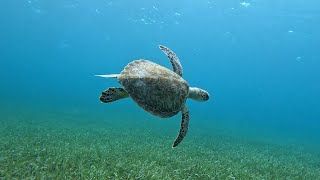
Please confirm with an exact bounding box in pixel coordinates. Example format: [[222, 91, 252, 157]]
[[188, 87, 210, 102]]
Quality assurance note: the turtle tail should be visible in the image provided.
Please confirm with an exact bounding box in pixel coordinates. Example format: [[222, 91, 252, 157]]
[[95, 74, 120, 78]]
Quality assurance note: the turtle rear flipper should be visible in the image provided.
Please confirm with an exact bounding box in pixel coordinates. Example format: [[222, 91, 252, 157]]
[[100, 87, 129, 103]]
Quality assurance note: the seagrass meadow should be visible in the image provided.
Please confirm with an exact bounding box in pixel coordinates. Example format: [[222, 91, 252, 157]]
[[1, 0, 320, 179], [0, 104, 320, 179]]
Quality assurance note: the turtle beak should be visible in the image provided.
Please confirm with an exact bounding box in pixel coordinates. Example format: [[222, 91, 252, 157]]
[[204, 93, 209, 101], [203, 91, 209, 101]]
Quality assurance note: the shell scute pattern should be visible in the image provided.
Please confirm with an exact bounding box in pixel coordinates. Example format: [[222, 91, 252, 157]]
[[118, 60, 189, 118]]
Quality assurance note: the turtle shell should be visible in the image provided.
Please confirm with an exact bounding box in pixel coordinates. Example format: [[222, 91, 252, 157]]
[[118, 60, 189, 118]]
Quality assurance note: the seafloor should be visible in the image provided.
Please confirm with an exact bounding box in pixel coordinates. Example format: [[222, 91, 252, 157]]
[[1, 107, 319, 179]]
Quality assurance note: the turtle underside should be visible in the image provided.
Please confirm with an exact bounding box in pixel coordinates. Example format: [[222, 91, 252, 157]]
[[118, 60, 189, 118]]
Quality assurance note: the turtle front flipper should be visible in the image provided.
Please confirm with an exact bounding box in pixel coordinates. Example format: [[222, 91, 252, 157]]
[[173, 105, 190, 147], [159, 45, 183, 77], [99, 87, 129, 103]]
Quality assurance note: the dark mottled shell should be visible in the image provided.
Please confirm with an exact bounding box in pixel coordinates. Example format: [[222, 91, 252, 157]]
[[118, 60, 189, 118]]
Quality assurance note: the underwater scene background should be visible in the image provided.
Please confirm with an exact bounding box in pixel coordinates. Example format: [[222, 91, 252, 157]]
[[1, 0, 320, 179]]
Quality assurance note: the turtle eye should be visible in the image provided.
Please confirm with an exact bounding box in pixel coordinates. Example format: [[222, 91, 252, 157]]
[[201, 92, 209, 101]]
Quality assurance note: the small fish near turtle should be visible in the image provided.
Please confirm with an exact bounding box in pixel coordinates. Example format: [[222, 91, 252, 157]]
[[96, 45, 210, 147]]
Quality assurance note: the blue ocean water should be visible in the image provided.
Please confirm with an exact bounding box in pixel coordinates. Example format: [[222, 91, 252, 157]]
[[1, 0, 320, 178]]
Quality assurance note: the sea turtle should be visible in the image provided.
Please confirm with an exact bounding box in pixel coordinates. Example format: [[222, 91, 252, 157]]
[[96, 45, 209, 147]]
